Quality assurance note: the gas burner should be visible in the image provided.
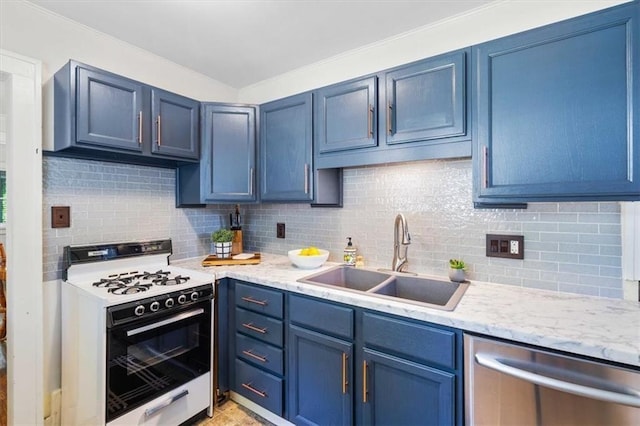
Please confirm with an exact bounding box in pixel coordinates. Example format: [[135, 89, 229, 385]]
[[108, 284, 152, 295], [93, 278, 134, 288], [153, 275, 191, 286], [138, 270, 170, 280]]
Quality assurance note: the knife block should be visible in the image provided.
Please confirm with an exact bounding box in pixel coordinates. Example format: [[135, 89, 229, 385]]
[[232, 230, 243, 255]]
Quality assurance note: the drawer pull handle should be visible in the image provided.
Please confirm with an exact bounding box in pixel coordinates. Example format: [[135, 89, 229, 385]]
[[242, 382, 267, 398], [242, 322, 267, 334], [363, 361, 368, 403], [304, 163, 310, 194], [342, 352, 348, 394], [241, 296, 267, 306], [387, 102, 393, 135], [243, 349, 267, 363], [367, 104, 374, 137]]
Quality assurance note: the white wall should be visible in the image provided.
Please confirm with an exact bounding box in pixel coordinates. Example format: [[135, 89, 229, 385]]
[[0, 0, 239, 150], [238, 0, 631, 104]]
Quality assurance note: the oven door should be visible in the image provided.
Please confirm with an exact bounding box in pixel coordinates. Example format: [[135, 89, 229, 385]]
[[106, 300, 212, 422]]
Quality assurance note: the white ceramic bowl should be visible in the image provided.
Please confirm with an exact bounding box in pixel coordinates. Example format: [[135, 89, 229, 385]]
[[288, 248, 330, 269]]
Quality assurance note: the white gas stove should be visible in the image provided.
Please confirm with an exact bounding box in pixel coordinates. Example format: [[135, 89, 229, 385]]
[[61, 239, 216, 426]]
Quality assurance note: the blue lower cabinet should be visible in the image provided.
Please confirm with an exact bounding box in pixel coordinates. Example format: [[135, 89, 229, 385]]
[[235, 359, 283, 416], [288, 325, 353, 426], [361, 348, 455, 426]]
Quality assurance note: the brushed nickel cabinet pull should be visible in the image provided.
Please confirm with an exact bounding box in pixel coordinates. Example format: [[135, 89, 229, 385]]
[[363, 361, 368, 403], [304, 163, 310, 194], [242, 382, 267, 398], [482, 145, 488, 189], [242, 322, 267, 334], [156, 115, 162, 146], [367, 104, 374, 137], [242, 349, 267, 363], [241, 296, 267, 306], [387, 102, 393, 135], [342, 353, 349, 394], [137, 111, 143, 144]]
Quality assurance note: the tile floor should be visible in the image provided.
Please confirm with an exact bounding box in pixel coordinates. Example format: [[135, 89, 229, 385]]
[[195, 400, 274, 426]]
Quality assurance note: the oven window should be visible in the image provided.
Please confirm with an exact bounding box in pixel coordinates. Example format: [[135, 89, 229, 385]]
[[106, 304, 211, 422]]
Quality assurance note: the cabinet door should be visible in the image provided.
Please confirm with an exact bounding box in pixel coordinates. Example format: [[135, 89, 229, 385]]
[[315, 76, 377, 153], [384, 51, 466, 145], [200, 104, 256, 202], [151, 89, 199, 160], [474, 2, 639, 202], [76, 67, 144, 152], [288, 325, 353, 426], [260, 93, 313, 202], [361, 348, 455, 426]]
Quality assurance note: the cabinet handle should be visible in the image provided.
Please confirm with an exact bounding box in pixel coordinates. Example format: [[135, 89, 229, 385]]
[[249, 167, 254, 195], [367, 104, 374, 138], [362, 361, 368, 403], [387, 102, 393, 135], [156, 115, 162, 146], [242, 349, 267, 363], [137, 111, 143, 144], [342, 353, 349, 394], [242, 322, 267, 334], [304, 163, 310, 194], [482, 145, 488, 189], [242, 382, 267, 398], [241, 296, 267, 306]]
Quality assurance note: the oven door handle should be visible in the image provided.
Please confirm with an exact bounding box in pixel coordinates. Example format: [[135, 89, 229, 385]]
[[144, 389, 189, 418], [126, 308, 205, 337]]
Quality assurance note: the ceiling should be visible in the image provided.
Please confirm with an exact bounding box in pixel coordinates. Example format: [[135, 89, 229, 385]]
[[27, 0, 495, 89]]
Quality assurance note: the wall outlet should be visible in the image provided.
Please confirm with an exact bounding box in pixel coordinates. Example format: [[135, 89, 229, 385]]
[[51, 206, 70, 228], [486, 234, 524, 259], [276, 223, 285, 239]]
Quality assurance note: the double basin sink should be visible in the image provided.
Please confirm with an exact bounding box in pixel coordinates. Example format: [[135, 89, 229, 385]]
[[298, 266, 469, 311]]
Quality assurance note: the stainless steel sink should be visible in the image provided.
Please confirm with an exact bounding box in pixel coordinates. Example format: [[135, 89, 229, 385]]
[[298, 266, 468, 311], [370, 275, 469, 311], [298, 266, 394, 291]]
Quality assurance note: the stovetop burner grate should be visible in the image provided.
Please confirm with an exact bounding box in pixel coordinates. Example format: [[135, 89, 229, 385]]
[[108, 284, 152, 295], [153, 275, 190, 286]]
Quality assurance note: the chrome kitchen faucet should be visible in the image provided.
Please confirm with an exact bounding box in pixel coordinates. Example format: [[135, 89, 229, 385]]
[[392, 213, 411, 272]]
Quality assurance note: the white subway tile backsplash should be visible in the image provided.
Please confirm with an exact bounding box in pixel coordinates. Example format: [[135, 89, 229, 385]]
[[42, 157, 624, 299]]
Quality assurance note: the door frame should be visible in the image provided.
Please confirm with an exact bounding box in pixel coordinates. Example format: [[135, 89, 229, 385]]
[[0, 49, 44, 425]]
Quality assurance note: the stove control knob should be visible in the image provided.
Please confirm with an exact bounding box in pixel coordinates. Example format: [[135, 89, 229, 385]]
[[134, 305, 145, 316], [190, 292, 199, 302], [150, 301, 160, 312], [165, 298, 175, 308], [177, 294, 187, 304]]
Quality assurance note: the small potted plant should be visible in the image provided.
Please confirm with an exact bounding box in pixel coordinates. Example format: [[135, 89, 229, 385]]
[[448, 258, 467, 283], [211, 228, 234, 259]]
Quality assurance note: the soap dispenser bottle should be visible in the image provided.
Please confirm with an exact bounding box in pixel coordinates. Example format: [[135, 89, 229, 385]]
[[344, 237, 357, 266]]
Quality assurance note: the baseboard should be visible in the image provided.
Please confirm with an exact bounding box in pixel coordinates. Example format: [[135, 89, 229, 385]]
[[229, 391, 294, 426]]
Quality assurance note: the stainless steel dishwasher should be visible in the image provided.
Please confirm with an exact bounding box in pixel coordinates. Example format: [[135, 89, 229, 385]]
[[465, 334, 640, 425]]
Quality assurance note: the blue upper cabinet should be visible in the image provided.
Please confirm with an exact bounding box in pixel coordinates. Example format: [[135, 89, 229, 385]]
[[314, 50, 471, 169], [315, 76, 377, 153], [54, 60, 199, 165], [384, 51, 466, 145], [473, 1, 640, 203], [76, 67, 144, 152], [151, 89, 199, 160], [200, 104, 257, 202], [260, 93, 314, 202]]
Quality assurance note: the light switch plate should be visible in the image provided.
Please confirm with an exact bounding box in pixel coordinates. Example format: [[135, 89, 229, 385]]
[[486, 234, 524, 259]]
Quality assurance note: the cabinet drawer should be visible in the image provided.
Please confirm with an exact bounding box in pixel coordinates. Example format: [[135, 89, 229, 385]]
[[362, 312, 456, 370], [234, 359, 283, 416], [289, 295, 354, 340], [235, 281, 284, 319], [236, 307, 284, 347], [236, 333, 284, 376]]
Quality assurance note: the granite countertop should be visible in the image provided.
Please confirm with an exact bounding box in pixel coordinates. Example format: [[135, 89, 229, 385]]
[[174, 253, 640, 368]]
